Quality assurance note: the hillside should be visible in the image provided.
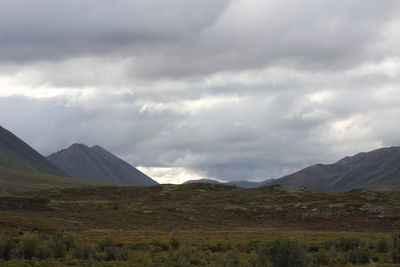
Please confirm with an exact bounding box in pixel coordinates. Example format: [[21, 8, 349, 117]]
[[47, 144, 158, 186], [267, 146, 400, 190], [0, 125, 67, 176]]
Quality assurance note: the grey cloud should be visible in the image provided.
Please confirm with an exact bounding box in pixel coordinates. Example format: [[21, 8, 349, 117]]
[[1, 0, 399, 84], [1, 1, 400, 183]]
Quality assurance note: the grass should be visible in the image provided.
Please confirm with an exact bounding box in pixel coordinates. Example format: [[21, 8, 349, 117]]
[[0, 183, 399, 232], [1, 182, 400, 265], [0, 168, 116, 192]]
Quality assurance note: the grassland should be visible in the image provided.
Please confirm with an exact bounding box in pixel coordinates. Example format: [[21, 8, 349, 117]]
[[1, 183, 400, 266], [0, 168, 115, 192]]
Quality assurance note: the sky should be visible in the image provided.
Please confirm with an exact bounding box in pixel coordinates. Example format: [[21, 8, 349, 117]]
[[1, 0, 400, 184]]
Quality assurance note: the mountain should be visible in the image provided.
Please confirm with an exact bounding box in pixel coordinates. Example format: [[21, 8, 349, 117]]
[[184, 178, 266, 188], [47, 144, 158, 186], [226, 180, 265, 188], [267, 146, 400, 190], [184, 179, 223, 185], [0, 125, 67, 176]]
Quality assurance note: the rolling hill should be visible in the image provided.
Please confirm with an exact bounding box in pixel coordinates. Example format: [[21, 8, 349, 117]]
[[47, 144, 158, 186], [267, 146, 400, 190]]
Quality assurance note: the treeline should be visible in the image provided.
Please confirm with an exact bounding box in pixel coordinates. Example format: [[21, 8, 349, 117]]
[[1, 231, 400, 266]]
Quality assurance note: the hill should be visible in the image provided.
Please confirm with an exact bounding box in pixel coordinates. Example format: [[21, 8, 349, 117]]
[[47, 144, 158, 186], [267, 146, 400, 190], [0, 125, 67, 176]]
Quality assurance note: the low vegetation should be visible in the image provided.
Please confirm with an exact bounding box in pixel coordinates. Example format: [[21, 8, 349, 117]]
[[1, 183, 400, 232], [1, 230, 400, 266], [1, 183, 400, 266]]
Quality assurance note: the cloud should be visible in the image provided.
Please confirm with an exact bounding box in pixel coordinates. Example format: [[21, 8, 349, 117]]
[[0, 1, 400, 183]]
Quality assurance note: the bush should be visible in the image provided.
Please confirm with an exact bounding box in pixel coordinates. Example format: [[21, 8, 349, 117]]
[[18, 233, 39, 259], [0, 234, 15, 260], [268, 239, 311, 267], [169, 232, 180, 250], [73, 243, 93, 260], [392, 232, 400, 263], [223, 250, 240, 267], [336, 236, 364, 252], [376, 237, 389, 253]]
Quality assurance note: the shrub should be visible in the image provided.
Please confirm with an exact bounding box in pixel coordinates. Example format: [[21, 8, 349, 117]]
[[223, 250, 240, 267], [336, 236, 364, 252], [169, 232, 180, 250], [376, 237, 389, 253], [99, 237, 115, 252], [18, 233, 39, 259], [392, 232, 400, 263], [0, 234, 15, 260], [268, 239, 311, 267], [73, 243, 93, 260], [48, 235, 66, 258]]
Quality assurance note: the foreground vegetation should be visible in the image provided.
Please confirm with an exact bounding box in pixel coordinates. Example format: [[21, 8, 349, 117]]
[[1, 183, 400, 265], [1, 230, 400, 266]]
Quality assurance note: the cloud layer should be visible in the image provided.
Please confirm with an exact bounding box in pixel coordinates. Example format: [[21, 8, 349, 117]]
[[1, 0, 400, 183]]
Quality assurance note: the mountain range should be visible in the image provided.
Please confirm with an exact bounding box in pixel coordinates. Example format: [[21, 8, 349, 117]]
[[266, 146, 400, 190], [185, 146, 400, 190], [0, 125, 113, 191], [47, 144, 158, 186], [2, 124, 400, 191]]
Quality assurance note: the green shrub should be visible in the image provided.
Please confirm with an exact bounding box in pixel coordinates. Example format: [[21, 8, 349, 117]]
[[18, 233, 39, 259], [48, 235, 66, 258], [267, 239, 311, 267], [0, 234, 15, 260], [336, 236, 364, 252], [169, 232, 180, 250], [392, 232, 400, 263], [376, 237, 389, 253], [223, 250, 240, 267], [73, 243, 93, 260]]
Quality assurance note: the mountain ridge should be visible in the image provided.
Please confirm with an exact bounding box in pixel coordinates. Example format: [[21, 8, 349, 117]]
[[0, 125, 67, 176], [266, 146, 400, 190]]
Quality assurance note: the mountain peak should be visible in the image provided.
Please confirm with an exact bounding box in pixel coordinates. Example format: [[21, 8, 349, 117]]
[[47, 144, 158, 186], [69, 143, 90, 150]]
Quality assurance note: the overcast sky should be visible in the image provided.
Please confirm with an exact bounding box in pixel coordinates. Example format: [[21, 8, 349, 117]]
[[1, 0, 400, 183]]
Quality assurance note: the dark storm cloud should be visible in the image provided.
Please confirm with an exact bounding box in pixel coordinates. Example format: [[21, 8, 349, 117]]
[[0, 0, 230, 62], [0, 0, 399, 81]]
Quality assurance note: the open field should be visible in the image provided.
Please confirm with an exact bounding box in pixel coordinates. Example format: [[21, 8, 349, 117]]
[[1, 183, 399, 232], [1, 183, 400, 266], [0, 168, 115, 192]]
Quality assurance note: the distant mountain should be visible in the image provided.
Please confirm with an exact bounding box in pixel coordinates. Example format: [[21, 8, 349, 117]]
[[184, 179, 223, 185], [184, 178, 265, 188], [0, 125, 67, 176], [267, 146, 400, 191], [47, 144, 158, 186], [225, 180, 265, 188]]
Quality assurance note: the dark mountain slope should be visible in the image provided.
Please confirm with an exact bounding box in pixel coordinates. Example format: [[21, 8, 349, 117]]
[[0, 125, 67, 176], [47, 144, 158, 186], [267, 146, 400, 190]]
